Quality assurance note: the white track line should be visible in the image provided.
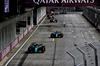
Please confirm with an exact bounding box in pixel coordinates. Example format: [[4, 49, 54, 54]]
[[77, 62, 84, 66], [5, 17, 46, 66]]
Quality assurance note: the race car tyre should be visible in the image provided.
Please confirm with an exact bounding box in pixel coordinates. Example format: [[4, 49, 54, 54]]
[[50, 20, 52, 22], [61, 35, 63, 38], [58, 35, 61, 38], [51, 34, 54, 38], [41, 46, 45, 53], [28, 47, 32, 52], [58, 34, 63, 38], [48, 17, 50, 19], [58, 36, 61, 38], [55, 20, 57, 22], [28, 47, 35, 53]]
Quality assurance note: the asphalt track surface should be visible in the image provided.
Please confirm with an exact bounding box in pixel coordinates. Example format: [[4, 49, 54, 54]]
[[8, 12, 100, 66]]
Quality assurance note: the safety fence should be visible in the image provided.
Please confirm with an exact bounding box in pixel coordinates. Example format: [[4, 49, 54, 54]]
[[0, 24, 33, 62], [0, 12, 46, 62]]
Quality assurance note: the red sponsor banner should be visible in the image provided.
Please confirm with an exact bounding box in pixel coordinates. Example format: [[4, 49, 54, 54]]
[[0, 38, 19, 62], [1, 45, 11, 60], [25, 0, 100, 7], [23, 29, 28, 37], [11, 38, 18, 50], [0, 38, 18, 62], [28, 25, 32, 31], [18, 33, 23, 41], [0, 52, 1, 62]]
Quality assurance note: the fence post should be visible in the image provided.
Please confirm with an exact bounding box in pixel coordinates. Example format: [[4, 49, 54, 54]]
[[88, 43, 98, 66], [67, 52, 76, 66], [77, 47, 87, 66]]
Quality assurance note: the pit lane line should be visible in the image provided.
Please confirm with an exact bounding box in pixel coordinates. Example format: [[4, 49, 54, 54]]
[[52, 41, 57, 66], [5, 17, 46, 66]]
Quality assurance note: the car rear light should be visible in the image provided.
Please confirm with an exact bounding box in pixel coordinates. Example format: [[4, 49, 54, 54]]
[[53, 19, 55, 22]]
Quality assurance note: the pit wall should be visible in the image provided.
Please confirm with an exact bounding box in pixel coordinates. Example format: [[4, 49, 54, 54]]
[[37, 7, 46, 24], [0, 10, 33, 62], [0, 7, 46, 62]]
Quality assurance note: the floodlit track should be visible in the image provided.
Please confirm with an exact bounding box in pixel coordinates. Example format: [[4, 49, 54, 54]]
[[7, 12, 100, 66]]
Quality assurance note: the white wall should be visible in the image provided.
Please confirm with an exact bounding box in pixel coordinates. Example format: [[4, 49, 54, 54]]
[[0, 23, 16, 51], [0, 10, 33, 52], [37, 7, 46, 24]]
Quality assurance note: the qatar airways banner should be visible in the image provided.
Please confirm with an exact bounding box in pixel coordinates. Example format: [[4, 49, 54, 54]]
[[25, 0, 100, 6]]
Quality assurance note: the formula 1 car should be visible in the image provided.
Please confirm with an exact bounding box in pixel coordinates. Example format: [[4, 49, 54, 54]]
[[60, 12, 67, 14], [51, 31, 63, 38], [53, 12, 60, 15], [50, 18, 57, 23], [47, 14, 54, 19], [28, 43, 46, 53]]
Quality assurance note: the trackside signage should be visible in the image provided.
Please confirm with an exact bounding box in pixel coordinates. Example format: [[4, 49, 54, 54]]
[[11, 38, 18, 49], [25, 0, 100, 6], [0, 23, 34, 62], [1, 45, 10, 60], [0, 12, 46, 62]]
